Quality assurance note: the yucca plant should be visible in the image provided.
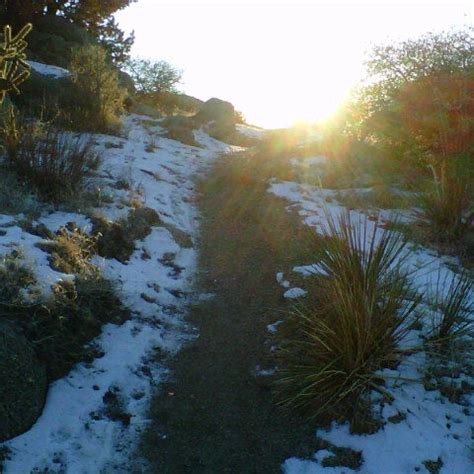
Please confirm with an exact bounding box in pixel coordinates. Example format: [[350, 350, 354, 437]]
[[276, 211, 421, 419], [427, 271, 473, 344]]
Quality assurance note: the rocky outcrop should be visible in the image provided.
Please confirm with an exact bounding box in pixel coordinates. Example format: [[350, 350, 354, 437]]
[[0, 320, 47, 442]]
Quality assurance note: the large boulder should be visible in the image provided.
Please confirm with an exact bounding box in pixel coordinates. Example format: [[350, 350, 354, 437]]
[[0, 320, 47, 442], [194, 98, 235, 125]]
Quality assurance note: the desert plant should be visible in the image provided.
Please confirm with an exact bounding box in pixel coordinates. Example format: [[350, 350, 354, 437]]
[[0, 23, 32, 104], [38, 225, 98, 276], [69, 44, 126, 133], [427, 271, 473, 343], [415, 164, 473, 242], [1, 112, 100, 202], [276, 211, 421, 419]]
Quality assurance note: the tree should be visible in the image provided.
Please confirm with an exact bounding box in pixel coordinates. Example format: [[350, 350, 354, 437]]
[[69, 44, 126, 132], [398, 72, 474, 169], [0, 0, 136, 64], [364, 27, 474, 110], [96, 17, 135, 65], [126, 58, 183, 97]]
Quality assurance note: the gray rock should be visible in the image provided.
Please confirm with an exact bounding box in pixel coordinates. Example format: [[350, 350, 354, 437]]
[[0, 320, 47, 442], [195, 98, 235, 125]]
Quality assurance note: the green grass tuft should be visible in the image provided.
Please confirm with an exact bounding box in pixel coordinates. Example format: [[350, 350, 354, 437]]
[[275, 211, 421, 420]]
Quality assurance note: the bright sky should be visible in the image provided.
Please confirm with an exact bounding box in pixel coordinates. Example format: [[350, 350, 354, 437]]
[[116, 0, 473, 129]]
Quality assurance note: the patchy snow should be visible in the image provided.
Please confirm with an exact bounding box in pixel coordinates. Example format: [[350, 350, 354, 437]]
[[236, 123, 267, 140], [267, 320, 283, 334], [28, 61, 70, 79], [267, 176, 474, 474], [283, 287, 307, 299], [3, 115, 238, 472]]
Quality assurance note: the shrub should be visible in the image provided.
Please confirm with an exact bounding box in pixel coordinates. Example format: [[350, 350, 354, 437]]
[[427, 271, 473, 344], [415, 164, 473, 242], [25, 16, 93, 68], [93, 207, 161, 262], [37, 225, 98, 275], [276, 211, 421, 420], [69, 44, 126, 133], [0, 251, 128, 381], [126, 58, 182, 96], [0, 167, 41, 216], [161, 115, 199, 147], [1, 110, 100, 202]]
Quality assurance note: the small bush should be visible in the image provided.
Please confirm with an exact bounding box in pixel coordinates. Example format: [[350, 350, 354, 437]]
[[1, 111, 100, 202], [0, 251, 36, 304], [161, 115, 199, 147], [427, 271, 473, 344], [416, 165, 473, 242], [93, 207, 161, 262], [276, 211, 421, 420], [0, 252, 128, 381], [37, 225, 98, 275]]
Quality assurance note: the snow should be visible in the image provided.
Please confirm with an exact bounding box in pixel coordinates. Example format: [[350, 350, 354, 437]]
[[283, 287, 307, 299], [267, 173, 474, 473], [236, 123, 267, 140], [28, 61, 70, 79], [3, 115, 238, 472]]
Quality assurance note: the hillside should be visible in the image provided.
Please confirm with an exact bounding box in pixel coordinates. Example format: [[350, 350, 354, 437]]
[[0, 16, 473, 473]]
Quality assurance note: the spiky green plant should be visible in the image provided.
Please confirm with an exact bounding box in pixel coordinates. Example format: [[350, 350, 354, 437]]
[[276, 211, 421, 419], [428, 271, 473, 343], [0, 23, 32, 104]]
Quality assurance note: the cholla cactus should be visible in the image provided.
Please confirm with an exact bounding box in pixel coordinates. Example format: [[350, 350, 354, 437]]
[[0, 23, 33, 104]]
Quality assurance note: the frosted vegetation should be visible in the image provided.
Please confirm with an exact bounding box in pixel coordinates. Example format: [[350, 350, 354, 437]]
[[0, 9, 471, 474]]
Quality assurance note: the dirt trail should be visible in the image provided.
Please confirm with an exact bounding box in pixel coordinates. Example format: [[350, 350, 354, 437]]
[[143, 155, 319, 473]]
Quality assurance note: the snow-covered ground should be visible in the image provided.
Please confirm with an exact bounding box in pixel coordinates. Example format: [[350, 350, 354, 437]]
[[267, 161, 474, 473], [28, 61, 70, 79], [236, 123, 267, 140], [3, 115, 238, 472]]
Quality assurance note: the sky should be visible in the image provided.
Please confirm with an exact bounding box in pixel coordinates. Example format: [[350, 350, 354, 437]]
[[116, 0, 473, 129]]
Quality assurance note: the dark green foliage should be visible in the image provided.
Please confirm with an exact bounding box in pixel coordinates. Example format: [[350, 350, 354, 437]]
[[26, 16, 93, 68], [0, 1, 136, 65], [69, 44, 127, 133], [126, 58, 183, 95], [0, 319, 47, 442], [93, 207, 161, 262], [276, 211, 421, 419]]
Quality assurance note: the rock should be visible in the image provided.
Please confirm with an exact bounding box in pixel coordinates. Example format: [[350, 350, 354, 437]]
[[0, 320, 47, 442], [194, 98, 235, 125]]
